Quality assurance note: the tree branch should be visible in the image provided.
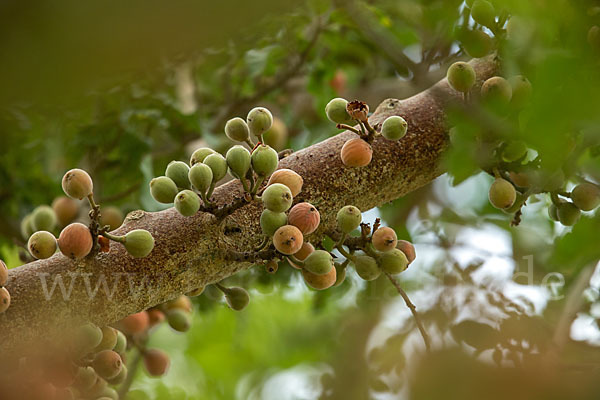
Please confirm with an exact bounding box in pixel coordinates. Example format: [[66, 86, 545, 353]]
[[0, 56, 498, 355]]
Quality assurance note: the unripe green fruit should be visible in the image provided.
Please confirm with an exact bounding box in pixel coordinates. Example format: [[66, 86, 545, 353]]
[[502, 192, 526, 214], [381, 116, 408, 141], [247, 107, 273, 137], [165, 295, 193, 312], [557, 202, 581, 226], [262, 183, 293, 213], [371, 227, 397, 252], [0, 260, 7, 287], [76, 323, 103, 354], [488, 178, 516, 210], [571, 183, 600, 211], [226, 145, 252, 179], [124, 229, 155, 258], [260, 209, 288, 236], [52, 196, 79, 227], [143, 349, 170, 377], [378, 249, 409, 274], [28, 231, 57, 260], [459, 29, 493, 58], [106, 364, 127, 385], [21, 214, 35, 240], [471, 0, 495, 28], [113, 330, 127, 354], [31, 205, 57, 232], [267, 169, 303, 197], [189, 163, 213, 194], [336, 205, 362, 233], [548, 203, 559, 221], [166, 161, 191, 189], [251, 144, 279, 177], [190, 147, 215, 166], [225, 117, 250, 142], [396, 240, 416, 264], [447, 61, 476, 93], [62, 169, 93, 200], [150, 176, 178, 204], [95, 326, 118, 353], [509, 76, 532, 109], [86, 377, 108, 398], [100, 206, 124, 231], [481, 76, 512, 106], [304, 250, 334, 275], [203, 284, 223, 301], [119, 311, 150, 335], [273, 225, 304, 255], [58, 223, 93, 259], [325, 98, 353, 124], [263, 117, 288, 150], [166, 309, 191, 332], [353, 255, 380, 281], [92, 350, 123, 380], [289, 242, 314, 269], [288, 202, 320, 235], [588, 25, 600, 49], [224, 286, 250, 311], [502, 141, 528, 162], [74, 366, 97, 391], [174, 190, 200, 217], [99, 386, 119, 400], [0, 287, 9, 313], [204, 153, 228, 182], [302, 265, 336, 290]]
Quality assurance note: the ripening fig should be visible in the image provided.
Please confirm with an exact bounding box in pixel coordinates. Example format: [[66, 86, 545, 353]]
[[288, 202, 320, 235], [226, 145, 251, 179], [290, 242, 314, 269], [166, 309, 191, 332], [186, 286, 205, 298], [340, 138, 372, 167], [52, 196, 79, 227], [225, 117, 250, 142], [509, 76, 532, 108], [113, 330, 127, 354], [150, 176, 179, 204], [488, 178, 516, 210], [58, 223, 93, 260], [273, 225, 304, 255], [204, 153, 228, 182], [353, 255, 381, 281], [224, 286, 250, 311], [190, 147, 215, 166], [262, 183, 293, 213], [304, 250, 334, 275], [247, 107, 273, 137], [471, 0, 495, 28], [381, 116, 408, 141], [502, 141, 528, 162], [119, 311, 150, 335], [76, 323, 103, 354], [266, 259, 279, 274], [166, 161, 191, 189], [447, 61, 476, 93], [28, 231, 57, 260], [378, 249, 409, 274], [189, 163, 213, 194], [371, 227, 397, 252], [557, 202, 581, 226], [62, 169, 93, 200], [337, 205, 362, 233], [396, 240, 416, 265], [325, 98, 353, 124], [267, 169, 303, 197], [148, 309, 165, 327], [107, 364, 128, 385], [263, 117, 288, 150], [509, 171, 530, 188], [174, 190, 201, 217], [571, 183, 600, 211], [481, 76, 512, 106], [143, 349, 170, 377], [0, 287, 10, 313], [100, 207, 124, 231], [31, 205, 57, 232], [251, 144, 279, 177], [165, 295, 192, 312], [94, 326, 118, 353], [302, 265, 336, 290], [0, 260, 7, 287], [92, 350, 123, 380], [260, 209, 288, 236], [124, 229, 155, 258], [73, 366, 97, 391]]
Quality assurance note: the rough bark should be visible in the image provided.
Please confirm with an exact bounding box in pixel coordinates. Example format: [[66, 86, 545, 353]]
[[0, 56, 498, 354]]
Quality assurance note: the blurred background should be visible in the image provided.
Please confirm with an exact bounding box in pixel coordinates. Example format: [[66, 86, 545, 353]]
[[2, 0, 600, 399]]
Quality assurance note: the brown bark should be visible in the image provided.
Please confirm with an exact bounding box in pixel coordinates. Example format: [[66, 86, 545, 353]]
[[0, 56, 498, 354]]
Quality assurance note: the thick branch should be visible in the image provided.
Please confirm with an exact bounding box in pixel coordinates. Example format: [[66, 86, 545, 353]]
[[0, 56, 498, 354]]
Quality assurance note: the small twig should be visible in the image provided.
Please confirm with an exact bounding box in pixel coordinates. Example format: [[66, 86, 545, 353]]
[[385, 272, 431, 352], [336, 123, 361, 134], [118, 346, 143, 398]]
